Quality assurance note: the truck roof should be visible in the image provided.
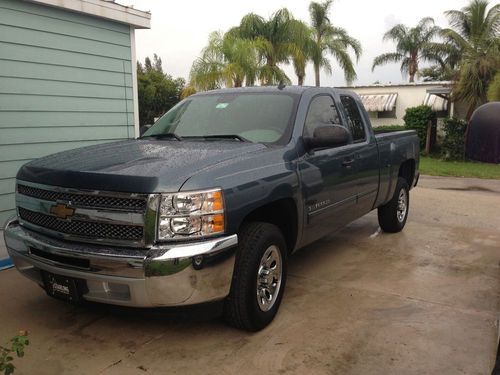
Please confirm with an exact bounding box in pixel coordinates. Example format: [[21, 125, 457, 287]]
[[193, 85, 354, 96]]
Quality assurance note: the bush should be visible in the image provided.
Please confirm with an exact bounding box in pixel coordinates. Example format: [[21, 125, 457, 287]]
[[403, 105, 435, 149], [487, 71, 500, 101], [372, 125, 406, 133], [441, 118, 467, 161], [0, 332, 29, 375]]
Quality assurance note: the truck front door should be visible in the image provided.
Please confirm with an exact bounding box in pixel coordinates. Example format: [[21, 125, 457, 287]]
[[299, 93, 359, 244]]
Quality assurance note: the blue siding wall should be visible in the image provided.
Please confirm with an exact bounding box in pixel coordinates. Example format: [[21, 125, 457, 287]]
[[0, 0, 136, 227]]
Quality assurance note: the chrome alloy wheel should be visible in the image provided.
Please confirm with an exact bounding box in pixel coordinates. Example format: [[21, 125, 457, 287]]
[[397, 188, 407, 222], [256, 245, 282, 312]]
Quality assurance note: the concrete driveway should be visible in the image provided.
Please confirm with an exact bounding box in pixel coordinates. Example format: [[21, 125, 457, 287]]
[[0, 176, 499, 375]]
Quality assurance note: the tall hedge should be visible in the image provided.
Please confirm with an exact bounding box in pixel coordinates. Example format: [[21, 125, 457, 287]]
[[403, 105, 435, 149], [441, 118, 467, 160]]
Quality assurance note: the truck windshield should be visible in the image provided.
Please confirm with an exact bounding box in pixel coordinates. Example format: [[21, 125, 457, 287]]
[[142, 92, 299, 144]]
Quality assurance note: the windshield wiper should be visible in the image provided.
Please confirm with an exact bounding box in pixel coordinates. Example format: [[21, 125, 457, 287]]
[[201, 134, 248, 142], [142, 133, 183, 141]]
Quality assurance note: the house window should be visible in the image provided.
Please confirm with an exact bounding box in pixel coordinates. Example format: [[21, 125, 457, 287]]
[[377, 108, 397, 118]]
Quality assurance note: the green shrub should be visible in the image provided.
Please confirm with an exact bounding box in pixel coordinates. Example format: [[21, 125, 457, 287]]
[[403, 105, 435, 149], [441, 118, 467, 161], [487, 71, 500, 101], [0, 332, 29, 375], [373, 125, 406, 133]]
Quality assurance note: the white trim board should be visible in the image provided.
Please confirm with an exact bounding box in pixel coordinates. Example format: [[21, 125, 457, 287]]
[[130, 26, 140, 138], [25, 0, 151, 29]]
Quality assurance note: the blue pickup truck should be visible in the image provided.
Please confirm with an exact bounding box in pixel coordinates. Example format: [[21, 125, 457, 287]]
[[4, 86, 419, 331]]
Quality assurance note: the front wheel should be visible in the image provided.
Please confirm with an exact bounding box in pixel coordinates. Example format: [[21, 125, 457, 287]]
[[224, 222, 287, 331], [378, 177, 410, 233]]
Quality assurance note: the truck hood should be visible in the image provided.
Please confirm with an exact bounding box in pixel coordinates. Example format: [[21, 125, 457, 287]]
[[17, 139, 267, 193]]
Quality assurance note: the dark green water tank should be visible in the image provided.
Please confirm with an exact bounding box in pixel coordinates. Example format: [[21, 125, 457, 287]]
[[466, 102, 500, 163]]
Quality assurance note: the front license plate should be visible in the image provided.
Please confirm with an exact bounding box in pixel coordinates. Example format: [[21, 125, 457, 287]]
[[42, 272, 81, 302]]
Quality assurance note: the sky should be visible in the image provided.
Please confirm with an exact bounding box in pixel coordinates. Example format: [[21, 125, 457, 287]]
[[118, 0, 470, 87]]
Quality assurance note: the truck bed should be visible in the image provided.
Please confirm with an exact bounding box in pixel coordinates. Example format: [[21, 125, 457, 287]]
[[373, 129, 419, 208]]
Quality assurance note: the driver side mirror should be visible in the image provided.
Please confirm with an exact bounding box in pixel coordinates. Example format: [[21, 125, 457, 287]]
[[304, 125, 350, 150]]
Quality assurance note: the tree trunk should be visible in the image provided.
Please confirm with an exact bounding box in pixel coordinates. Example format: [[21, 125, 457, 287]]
[[264, 55, 275, 86], [314, 34, 321, 87], [314, 63, 320, 87], [298, 75, 304, 86], [409, 54, 417, 83], [464, 102, 476, 147], [425, 120, 432, 154], [245, 77, 254, 87], [465, 103, 476, 121]]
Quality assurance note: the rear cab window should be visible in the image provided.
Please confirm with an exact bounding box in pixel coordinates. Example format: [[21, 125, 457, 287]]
[[340, 95, 367, 142]]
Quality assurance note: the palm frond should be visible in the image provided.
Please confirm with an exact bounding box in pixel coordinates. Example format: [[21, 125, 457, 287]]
[[383, 24, 408, 43], [328, 42, 357, 84], [189, 56, 224, 91], [329, 26, 362, 61], [309, 0, 333, 32], [320, 56, 332, 75], [484, 3, 500, 34], [372, 52, 403, 71], [444, 9, 471, 37], [417, 17, 435, 29], [440, 28, 470, 51], [400, 57, 412, 75], [239, 13, 266, 40]]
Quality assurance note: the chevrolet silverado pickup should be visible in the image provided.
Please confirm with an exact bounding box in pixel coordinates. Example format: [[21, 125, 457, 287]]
[[4, 86, 419, 331]]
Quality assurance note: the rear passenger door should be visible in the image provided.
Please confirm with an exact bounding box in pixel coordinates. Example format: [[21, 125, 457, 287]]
[[339, 94, 380, 216]]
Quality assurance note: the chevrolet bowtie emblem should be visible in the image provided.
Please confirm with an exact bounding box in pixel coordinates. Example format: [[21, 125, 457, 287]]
[[50, 203, 75, 220]]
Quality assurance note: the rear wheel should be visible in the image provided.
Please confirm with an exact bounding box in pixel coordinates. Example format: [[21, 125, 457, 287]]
[[378, 177, 410, 233], [224, 222, 287, 331]]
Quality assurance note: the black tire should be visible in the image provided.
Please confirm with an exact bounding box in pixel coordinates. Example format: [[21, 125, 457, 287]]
[[224, 222, 287, 331], [378, 177, 410, 233]]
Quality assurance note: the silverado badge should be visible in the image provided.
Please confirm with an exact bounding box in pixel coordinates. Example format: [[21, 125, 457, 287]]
[[50, 203, 75, 220]]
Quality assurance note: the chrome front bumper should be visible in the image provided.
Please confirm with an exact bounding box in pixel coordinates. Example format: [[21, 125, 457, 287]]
[[3, 218, 238, 307]]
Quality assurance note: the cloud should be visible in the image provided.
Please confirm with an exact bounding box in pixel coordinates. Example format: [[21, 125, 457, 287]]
[[384, 14, 401, 30]]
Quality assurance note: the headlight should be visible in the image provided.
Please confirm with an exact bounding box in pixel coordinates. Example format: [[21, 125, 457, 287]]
[[158, 189, 225, 240]]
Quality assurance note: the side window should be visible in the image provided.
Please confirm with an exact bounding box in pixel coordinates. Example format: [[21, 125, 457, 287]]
[[304, 95, 341, 137], [340, 95, 366, 142]]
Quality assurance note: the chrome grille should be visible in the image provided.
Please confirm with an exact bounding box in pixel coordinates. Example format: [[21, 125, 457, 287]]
[[15, 181, 157, 248], [17, 184, 147, 211], [19, 207, 144, 241]]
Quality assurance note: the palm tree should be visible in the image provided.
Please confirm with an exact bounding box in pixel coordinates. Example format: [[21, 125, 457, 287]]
[[309, 0, 362, 86], [235, 8, 301, 85], [180, 85, 197, 99], [189, 31, 261, 91], [441, 0, 500, 118], [372, 17, 443, 83], [419, 39, 463, 82], [290, 20, 314, 85]]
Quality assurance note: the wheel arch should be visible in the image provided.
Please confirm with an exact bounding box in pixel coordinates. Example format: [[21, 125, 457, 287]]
[[239, 198, 298, 254], [398, 159, 416, 188]]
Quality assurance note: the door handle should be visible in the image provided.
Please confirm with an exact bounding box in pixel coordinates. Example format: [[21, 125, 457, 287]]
[[341, 158, 355, 167]]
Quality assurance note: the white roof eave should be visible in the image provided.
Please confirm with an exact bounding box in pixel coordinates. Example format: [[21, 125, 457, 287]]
[[25, 0, 151, 29]]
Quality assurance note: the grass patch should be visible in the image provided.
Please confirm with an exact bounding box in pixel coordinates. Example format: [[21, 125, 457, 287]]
[[420, 156, 500, 179]]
